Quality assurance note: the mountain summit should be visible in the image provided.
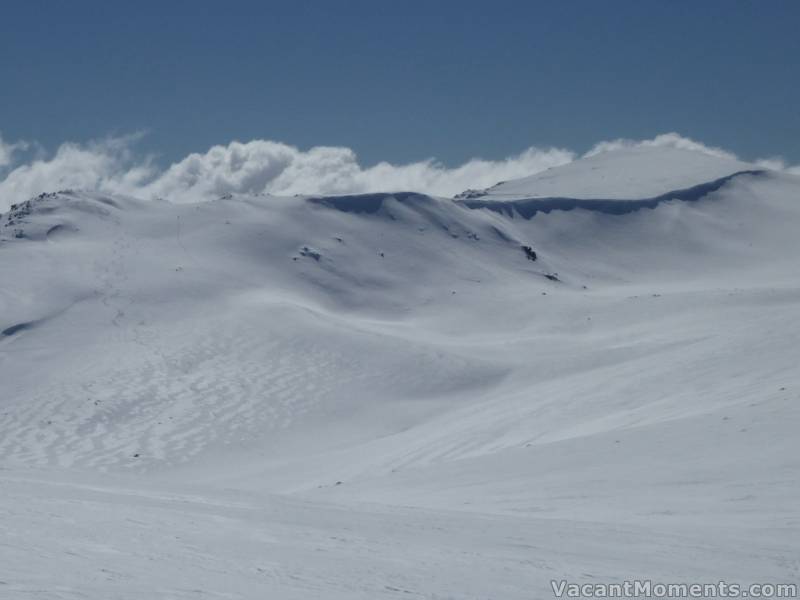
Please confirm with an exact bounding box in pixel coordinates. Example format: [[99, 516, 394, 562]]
[[458, 144, 760, 200]]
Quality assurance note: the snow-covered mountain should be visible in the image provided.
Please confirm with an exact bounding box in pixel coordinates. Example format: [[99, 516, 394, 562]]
[[456, 144, 759, 200], [2, 146, 799, 598]]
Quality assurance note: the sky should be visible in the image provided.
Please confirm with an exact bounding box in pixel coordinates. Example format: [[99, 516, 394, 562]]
[[0, 1, 798, 207]]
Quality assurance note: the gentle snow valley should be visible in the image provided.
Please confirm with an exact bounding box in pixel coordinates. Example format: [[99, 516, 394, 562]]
[[1, 146, 799, 598]]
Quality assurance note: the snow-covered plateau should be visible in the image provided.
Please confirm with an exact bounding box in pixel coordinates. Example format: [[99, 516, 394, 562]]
[[1, 145, 799, 598]]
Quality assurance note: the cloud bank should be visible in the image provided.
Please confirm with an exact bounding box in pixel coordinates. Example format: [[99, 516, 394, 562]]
[[583, 132, 740, 160], [0, 131, 796, 211]]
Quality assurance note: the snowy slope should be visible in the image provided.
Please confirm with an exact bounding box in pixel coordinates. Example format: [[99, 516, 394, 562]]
[[457, 144, 758, 200], [1, 153, 799, 598]]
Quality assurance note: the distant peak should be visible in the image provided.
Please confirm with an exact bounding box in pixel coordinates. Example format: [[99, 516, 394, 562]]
[[457, 145, 759, 202]]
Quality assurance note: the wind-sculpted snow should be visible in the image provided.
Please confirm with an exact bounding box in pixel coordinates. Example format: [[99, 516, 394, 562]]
[[458, 170, 766, 217], [1, 149, 799, 598]]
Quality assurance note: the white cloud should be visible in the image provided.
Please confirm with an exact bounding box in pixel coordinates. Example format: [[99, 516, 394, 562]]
[[583, 132, 739, 161], [0, 131, 796, 212], [137, 141, 576, 203], [752, 156, 800, 173], [0, 133, 29, 169], [0, 133, 156, 209], [0, 135, 574, 209]]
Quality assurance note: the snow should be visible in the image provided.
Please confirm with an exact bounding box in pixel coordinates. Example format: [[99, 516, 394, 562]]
[[1, 148, 799, 598], [461, 145, 759, 200]]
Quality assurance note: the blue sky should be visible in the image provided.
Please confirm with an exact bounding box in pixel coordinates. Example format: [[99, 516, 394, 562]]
[[1, 0, 798, 166]]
